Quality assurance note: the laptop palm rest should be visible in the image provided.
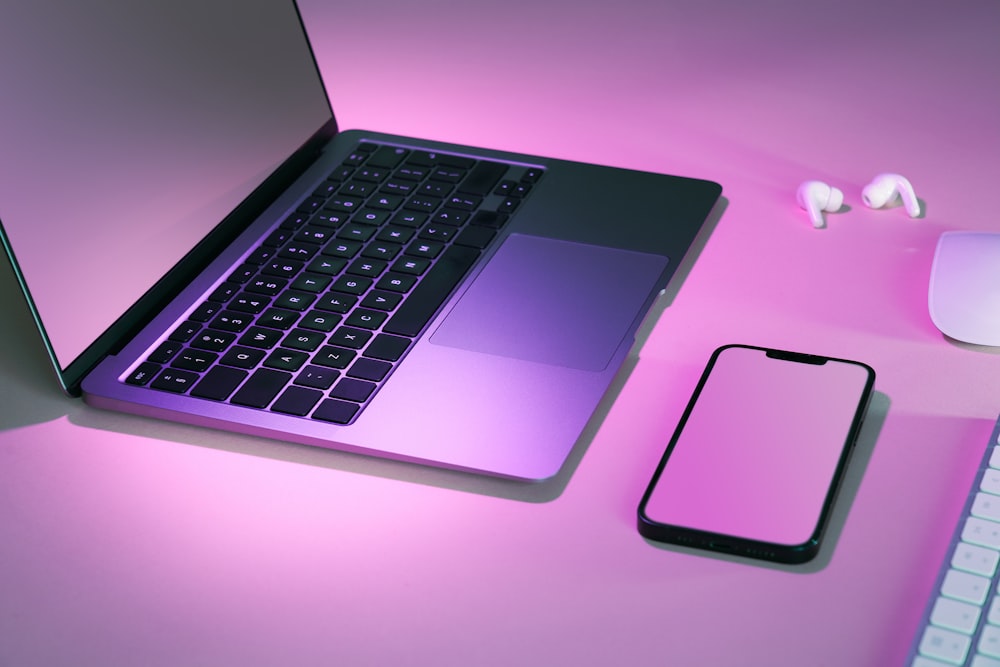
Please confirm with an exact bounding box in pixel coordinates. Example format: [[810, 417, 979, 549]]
[[430, 234, 668, 372]]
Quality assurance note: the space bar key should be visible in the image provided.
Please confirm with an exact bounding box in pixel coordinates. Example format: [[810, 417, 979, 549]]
[[383, 245, 481, 338]]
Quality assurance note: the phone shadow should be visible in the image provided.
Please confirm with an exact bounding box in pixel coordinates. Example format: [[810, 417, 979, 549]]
[[640, 389, 890, 573]]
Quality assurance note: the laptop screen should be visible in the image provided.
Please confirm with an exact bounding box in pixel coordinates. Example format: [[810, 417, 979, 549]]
[[0, 0, 332, 385]]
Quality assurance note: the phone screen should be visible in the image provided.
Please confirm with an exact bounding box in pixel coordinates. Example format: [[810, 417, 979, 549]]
[[638, 345, 874, 562]]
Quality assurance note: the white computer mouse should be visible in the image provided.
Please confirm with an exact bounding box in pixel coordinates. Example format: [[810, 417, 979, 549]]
[[929, 231, 1000, 346]]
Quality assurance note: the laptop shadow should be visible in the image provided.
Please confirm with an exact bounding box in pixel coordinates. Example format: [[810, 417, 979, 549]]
[[4, 196, 729, 503]]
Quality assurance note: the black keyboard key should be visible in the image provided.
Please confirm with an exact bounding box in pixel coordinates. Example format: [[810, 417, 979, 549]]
[[190, 301, 222, 322], [148, 341, 181, 364], [348, 358, 392, 382], [299, 310, 342, 332], [374, 272, 417, 293], [522, 168, 544, 182], [273, 291, 315, 311], [365, 145, 408, 169], [211, 311, 253, 332], [454, 225, 497, 249], [329, 326, 372, 349], [220, 346, 266, 369], [207, 282, 240, 303], [404, 196, 441, 214], [383, 245, 479, 337], [306, 256, 348, 276], [229, 294, 270, 313], [126, 362, 161, 386], [282, 328, 326, 351], [360, 291, 403, 311], [245, 278, 286, 297], [171, 349, 219, 373], [405, 239, 444, 260], [391, 257, 430, 276], [264, 348, 309, 372], [315, 293, 357, 313], [445, 194, 481, 211], [262, 258, 304, 279], [169, 321, 201, 342], [391, 211, 427, 228], [364, 334, 410, 362], [345, 308, 387, 330], [330, 377, 377, 403], [272, 386, 323, 416], [458, 161, 508, 196], [290, 273, 332, 293], [439, 154, 476, 169], [312, 399, 359, 424], [314, 345, 356, 369], [331, 275, 372, 295], [190, 329, 237, 352], [295, 365, 340, 390], [151, 368, 199, 393], [231, 368, 292, 408], [191, 366, 247, 401], [322, 239, 363, 259], [470, 210, 508, 229], [432, 209, 469, 227], [498, 197, 519, 214], [429, 167, 464, 184], [238, 326, 284, 349], [257, 308, 300, 330]]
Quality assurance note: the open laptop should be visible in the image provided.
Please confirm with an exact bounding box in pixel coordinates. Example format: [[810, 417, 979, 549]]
[[0, 0, 721, 481]]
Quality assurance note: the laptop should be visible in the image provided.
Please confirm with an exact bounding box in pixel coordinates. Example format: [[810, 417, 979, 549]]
[[0, 0, 721, 480]]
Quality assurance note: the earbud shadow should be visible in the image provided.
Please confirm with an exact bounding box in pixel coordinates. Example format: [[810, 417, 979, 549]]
[[818, 204, 851, 229]]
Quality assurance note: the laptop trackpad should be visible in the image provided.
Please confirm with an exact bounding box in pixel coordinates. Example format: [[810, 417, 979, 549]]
[[429, 234, 668, 371]]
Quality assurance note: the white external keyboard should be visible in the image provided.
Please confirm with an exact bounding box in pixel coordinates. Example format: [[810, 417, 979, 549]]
[[911, 417, 1000, 666]]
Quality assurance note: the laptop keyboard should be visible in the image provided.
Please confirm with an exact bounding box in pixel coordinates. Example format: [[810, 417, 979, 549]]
[[123, 141, 543, 424], [909, 414, 1000, 666]]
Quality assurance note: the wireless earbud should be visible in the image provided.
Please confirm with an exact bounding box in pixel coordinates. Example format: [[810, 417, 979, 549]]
[[862, 173, 921, 217], [797, 181, 844, 229]]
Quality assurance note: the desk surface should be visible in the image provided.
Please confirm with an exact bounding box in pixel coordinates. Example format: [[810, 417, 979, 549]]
[[3, 1, 1000, 665]]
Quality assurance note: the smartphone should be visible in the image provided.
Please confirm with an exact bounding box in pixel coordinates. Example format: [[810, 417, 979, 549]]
[[637, 344, 875, 564]]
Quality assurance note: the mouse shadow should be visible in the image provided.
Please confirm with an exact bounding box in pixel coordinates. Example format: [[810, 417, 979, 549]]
[[638, 390, 891, 572]]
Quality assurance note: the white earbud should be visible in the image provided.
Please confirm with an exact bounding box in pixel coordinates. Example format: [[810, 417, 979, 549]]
[[862, 173, 921, 217], [797, 181, 844, 229]]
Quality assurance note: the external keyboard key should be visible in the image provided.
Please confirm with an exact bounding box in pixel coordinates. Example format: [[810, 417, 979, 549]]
[[231, 368, 292, 408], [918, 625, 971, 664], [983, 468, 1000, 496], [981, 624, 1000, 659], [952, 542, 1000, 577], [930, 596, 981, 633], [974, 492, 1000, 522], [964, 517, 1000, 550], [942, 568, 991, 605], [383, 245, 480, 337]]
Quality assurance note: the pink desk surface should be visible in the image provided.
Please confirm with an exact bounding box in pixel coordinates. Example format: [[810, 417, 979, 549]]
[[3, 1, 1000, 665]]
